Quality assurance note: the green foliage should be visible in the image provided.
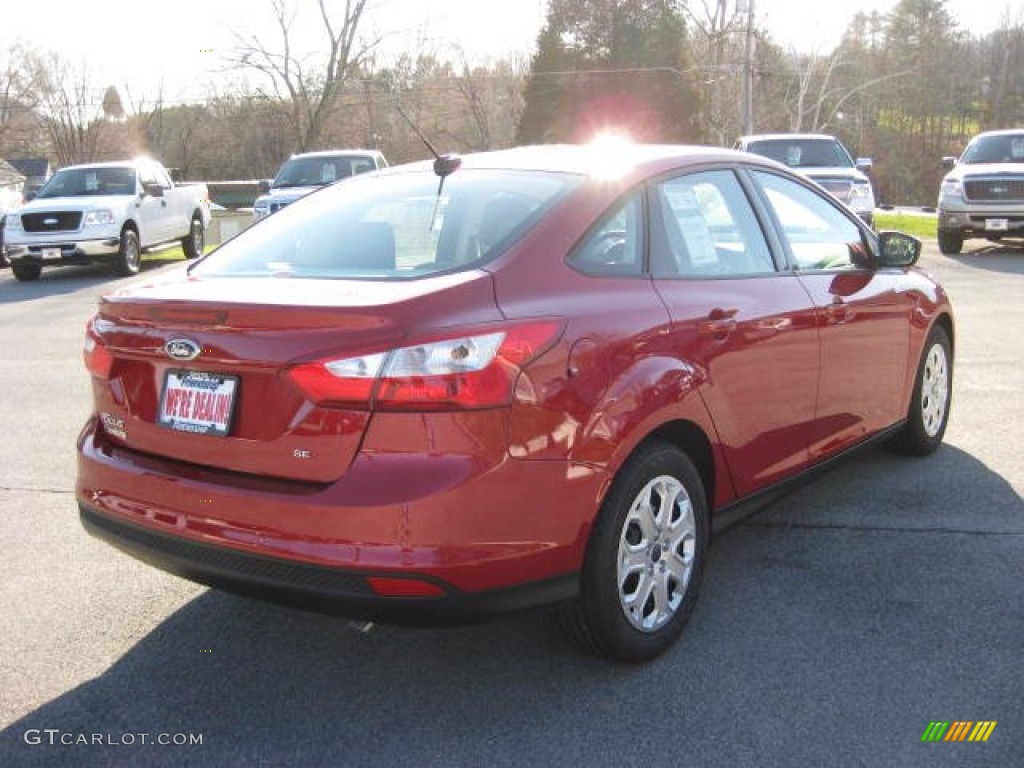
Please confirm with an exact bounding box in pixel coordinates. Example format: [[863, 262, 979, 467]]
[[874, 210, 937, 239]]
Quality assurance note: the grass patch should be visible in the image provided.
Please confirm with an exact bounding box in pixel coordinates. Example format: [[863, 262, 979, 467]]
[[142, 244, 217, 263], [874, 211, 937, 239]]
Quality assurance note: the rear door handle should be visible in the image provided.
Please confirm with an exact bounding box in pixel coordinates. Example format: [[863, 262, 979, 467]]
[[700, 307, 738, 341]]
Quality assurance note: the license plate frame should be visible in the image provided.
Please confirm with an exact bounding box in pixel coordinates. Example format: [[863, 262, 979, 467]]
[[985, 218, 1009, 232], [158, 370, 239, 437], [41, 247, 62, 260]]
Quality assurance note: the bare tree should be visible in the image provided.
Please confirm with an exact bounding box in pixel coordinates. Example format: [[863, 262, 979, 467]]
[[225, 0, 379, 151], [36, 55, 117, 165], [0, 44, 48, 157]]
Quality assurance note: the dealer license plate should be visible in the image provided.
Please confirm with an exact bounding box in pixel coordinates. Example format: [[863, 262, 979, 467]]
[[158, 370, 238, 437], [41, 247, 62, 260], [985, 218, 1009, 231]]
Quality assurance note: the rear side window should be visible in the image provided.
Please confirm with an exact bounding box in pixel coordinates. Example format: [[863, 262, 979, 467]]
[[569, 191, 644, 276], [194, 169, 579, 280]]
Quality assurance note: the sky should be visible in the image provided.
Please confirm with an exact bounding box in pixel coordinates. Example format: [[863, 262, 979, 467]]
[[3, 0, 1020, 105]]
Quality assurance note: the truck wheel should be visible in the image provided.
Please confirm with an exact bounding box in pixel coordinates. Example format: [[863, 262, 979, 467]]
[[114, 229, 141, 276], [181, 215, 204, 260], [937, 230, 963, 255], [558, 442, 709, 661], [12, 263, 42, 281]]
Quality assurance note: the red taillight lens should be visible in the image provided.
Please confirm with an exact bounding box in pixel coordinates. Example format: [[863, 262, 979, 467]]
[[286, 321, 563, 411], [366, 577, 445, 597], [83, 319, 114, 379]]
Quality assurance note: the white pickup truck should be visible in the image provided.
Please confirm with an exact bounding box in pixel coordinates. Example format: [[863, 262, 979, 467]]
[[3, 159, 211, 281]]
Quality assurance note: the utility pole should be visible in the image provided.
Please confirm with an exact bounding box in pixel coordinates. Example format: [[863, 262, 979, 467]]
[[740, 0, 756, 135]]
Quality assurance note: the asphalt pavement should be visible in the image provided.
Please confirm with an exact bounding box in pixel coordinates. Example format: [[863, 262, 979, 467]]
[[0, 243, 1021, 767]]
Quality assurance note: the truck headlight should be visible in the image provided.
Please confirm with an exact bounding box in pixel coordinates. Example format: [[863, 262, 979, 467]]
[[4, 214, 20, 231], [84, 209, 115, 226], [849, 182, 874, 211], [940, 178, 962, 197]]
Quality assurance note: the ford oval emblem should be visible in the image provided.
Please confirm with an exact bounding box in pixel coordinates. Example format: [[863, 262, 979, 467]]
[[44, 217, 58, 225], [165, 338, 202, 361]]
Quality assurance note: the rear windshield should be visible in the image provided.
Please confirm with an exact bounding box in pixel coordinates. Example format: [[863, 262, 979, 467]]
[[272, 155, 378, 188], [194, 169, 579, 280], [961, 134, 1024, 164], [745, 139, 854, 169], [36, 167, 136, 198]]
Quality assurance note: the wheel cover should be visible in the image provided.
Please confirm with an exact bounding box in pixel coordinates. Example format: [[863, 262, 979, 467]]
[[921, 342, 949, 437], [192, 220, 204, 252], [616, 475, 696, 632]]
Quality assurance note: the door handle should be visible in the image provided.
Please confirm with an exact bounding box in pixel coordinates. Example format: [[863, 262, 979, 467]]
[[700, 307, 738, 341], [824, 297, 850, 324]]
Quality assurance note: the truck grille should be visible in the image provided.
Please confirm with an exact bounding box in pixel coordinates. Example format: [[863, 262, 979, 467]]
[[22, 211, 83, 233], [809, 178, 853, 203], [270, 201, 290, 214], [963, 177, 1024, 202]]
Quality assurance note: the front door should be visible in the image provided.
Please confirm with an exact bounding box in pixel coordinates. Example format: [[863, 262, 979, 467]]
[[650, 169, 820, 497]]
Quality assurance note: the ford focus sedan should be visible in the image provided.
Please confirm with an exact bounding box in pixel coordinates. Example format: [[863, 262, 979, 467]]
[[77, 144, 953, 661]]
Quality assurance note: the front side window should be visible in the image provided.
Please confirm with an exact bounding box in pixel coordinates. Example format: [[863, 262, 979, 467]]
[[652, 170, 775, 277], [193, 169, 579, 280], [752, 171, 868, 271]]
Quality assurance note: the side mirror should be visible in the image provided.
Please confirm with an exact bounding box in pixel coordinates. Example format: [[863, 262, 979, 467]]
[[877, 231, 921, 267], [942, 156, 957, 171], [24, 191, 36, 202], [855, 157, 873, 173], [143, 183, 164, 198], [258, 180, 271, 194]]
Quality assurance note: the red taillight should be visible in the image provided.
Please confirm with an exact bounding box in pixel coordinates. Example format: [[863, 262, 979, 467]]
[[83, 319, 114, 379], [286, 320, 563, 411], [366, 577, 445, 597]]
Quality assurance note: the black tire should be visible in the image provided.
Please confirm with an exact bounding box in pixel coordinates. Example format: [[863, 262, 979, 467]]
[[11, 262, 41, 281], [114, 228, 141, 276], [937, 230, 963, 255], [559, 442, 709, 662], [889, 325, 952, 456], [181, 215, 204, 259]]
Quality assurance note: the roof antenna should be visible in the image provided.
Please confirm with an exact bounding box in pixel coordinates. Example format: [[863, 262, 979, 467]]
[[394, 102, 461, 229]]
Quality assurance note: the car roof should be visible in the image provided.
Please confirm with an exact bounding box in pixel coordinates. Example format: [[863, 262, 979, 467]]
[[971, 129, 1024, 139], [737, 133, 841, 143], [56, 161, 143, 171], [290, 149, 383, 159], [378, 143, 770, 181]]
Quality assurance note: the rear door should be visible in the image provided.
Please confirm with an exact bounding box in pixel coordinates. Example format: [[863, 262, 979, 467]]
[[649, 168, 820, 497], [748, 169, 912, 460]]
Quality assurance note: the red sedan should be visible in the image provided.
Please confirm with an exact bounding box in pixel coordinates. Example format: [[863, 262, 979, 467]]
[[77, 144, 953, 661]]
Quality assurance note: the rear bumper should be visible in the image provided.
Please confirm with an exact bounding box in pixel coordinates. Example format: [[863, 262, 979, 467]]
[[77, 418, 602, 622], [80, 501, 578, 624]]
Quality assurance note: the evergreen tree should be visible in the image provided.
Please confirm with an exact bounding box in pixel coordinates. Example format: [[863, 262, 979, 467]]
[[516, 0, 702, 144]]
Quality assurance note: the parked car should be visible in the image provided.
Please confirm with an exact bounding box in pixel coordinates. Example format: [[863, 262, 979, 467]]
[[734, 133, 876, 226], [4, 159, 210, 281], [937, 129, 1024, 254], [252, 149, 387, 221], [77, 144, 953, 661]]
